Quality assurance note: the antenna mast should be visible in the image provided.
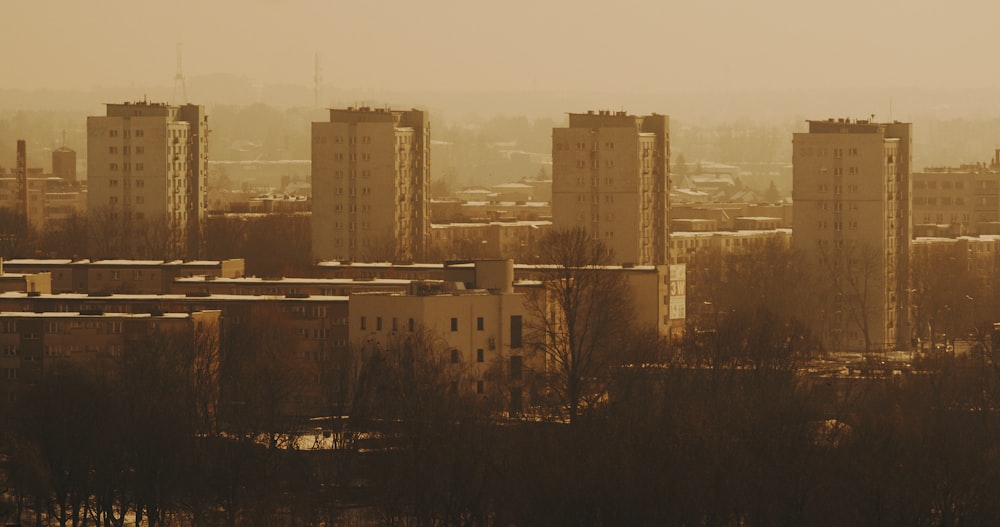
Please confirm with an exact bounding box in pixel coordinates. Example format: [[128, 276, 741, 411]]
[[173, 43, 188, 104], [314, 52, 322, 108]]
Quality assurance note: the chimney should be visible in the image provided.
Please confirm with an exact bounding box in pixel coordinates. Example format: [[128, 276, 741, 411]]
[[16, 140, 27, 223]]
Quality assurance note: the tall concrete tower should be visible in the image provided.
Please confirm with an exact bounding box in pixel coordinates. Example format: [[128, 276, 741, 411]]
[[792, 118, 912, 352], [552, 110, 670, 265], [87, 101, 208, 258], [311, 106, 429, 262]]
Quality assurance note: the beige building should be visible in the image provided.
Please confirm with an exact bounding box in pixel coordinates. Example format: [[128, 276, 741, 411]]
[[87, 101, 208, 258], [669, 229, 792, 266], [912, 154, 1000, 234], [312, 107, 429, 262], [428, 220, 551, 261], [792, 118, 912, 352], [670, 202, 793, 230], [350, 260, 533, 411], [552, 110, 670, 265], [430, 199, 551, 224], [317, 259, 684, 339], [0, 258, 51, 294]]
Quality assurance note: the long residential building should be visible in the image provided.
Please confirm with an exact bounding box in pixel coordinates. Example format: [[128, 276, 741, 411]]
[[1, 258, 244, 294], [0, 292, 351, 418], [912, 152, 1000, 235], [316, 259, 685, 339], [0, 310, 221, 406]]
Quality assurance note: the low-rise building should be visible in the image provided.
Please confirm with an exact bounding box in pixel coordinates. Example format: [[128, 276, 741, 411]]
[[169, 276, 413, 297], [0, 258, 52, 294], [0, 172, 84, 230], [0, 310, 221, 407], [0, 291, 350, 418], [428, 221, 550, 261], [670, 202, 793, 230], [669, 229, 792, 266], [1, 258, 245, 294], [319, 259, 685, 339], [913, 155, 1000, 235], [350, 260, 533, 411]]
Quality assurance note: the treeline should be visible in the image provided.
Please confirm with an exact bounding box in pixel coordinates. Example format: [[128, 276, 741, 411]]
[[4, 308, 1000, 525]]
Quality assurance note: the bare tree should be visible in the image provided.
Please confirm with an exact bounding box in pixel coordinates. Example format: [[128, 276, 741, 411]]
[[351, 325, 477, 422], [36, 211, 88, 259], [817, 242, 886, 353], [911, 247, 986, 352], [525, 227, 635, 423], [357, 233, 400, 263], [0, 208, 37, 257]]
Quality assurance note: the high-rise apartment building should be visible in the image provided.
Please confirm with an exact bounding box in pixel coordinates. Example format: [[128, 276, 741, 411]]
[[312, 107, 429, 262], [552, 110, 670, 265], [792, 118, 912, 352], [87, 101, 208, 258]]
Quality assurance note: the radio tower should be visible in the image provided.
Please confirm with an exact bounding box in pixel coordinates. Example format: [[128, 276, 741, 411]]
[[173, 43, 188, 104], [314, 52, 322, 108]]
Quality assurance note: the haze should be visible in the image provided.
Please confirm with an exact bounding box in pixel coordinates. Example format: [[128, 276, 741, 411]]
[[6, 0, 1000, 95]]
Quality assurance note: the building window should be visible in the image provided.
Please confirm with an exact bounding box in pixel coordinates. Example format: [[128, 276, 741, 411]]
[[476, 317, 484, 331], [376, 317, 382, 331], [360, 316, 366, 330], [510, 356, 523, 381], [477, 348, 484, 362], [408, 318, 415, 331], [510, 315, 523, 348], [451, 317, 458, 331], [476, 380, 484, 394], [451, 349, 460, 363]]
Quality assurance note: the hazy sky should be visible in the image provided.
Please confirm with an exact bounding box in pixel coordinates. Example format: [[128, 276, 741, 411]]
[[4, 0, 1000, 94]]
